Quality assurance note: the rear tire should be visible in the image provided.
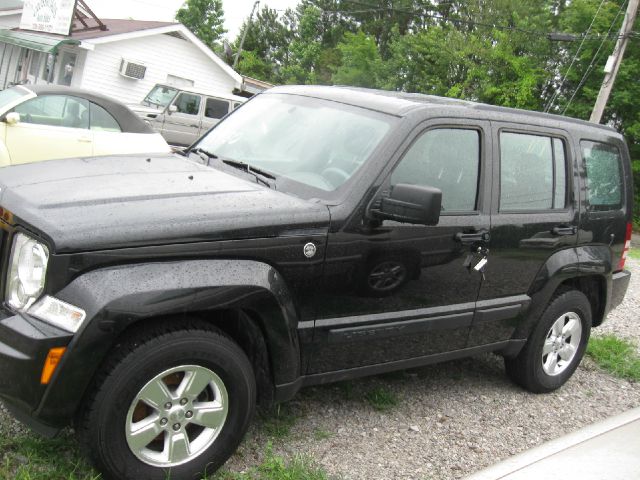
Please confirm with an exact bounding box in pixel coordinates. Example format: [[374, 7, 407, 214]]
[[505, 290, 592, 393], [77, 326, 255, 480]]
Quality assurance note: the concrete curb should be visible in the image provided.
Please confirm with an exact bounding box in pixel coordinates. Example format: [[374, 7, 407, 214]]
[[464, 406, 640, 480]]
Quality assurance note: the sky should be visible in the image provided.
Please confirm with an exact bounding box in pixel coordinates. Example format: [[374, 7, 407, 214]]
[[86, 0, 300, 41]]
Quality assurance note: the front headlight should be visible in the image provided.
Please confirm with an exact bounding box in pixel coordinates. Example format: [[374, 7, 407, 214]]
[[6, 233, 49, 311]]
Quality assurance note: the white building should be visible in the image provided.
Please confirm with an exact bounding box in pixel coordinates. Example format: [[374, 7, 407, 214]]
[[0, 2, 260, 103], [0, 0, 21, 30]]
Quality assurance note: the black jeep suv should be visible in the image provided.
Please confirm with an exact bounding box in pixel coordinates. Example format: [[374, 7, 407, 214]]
[[0, 86, 632, 479]]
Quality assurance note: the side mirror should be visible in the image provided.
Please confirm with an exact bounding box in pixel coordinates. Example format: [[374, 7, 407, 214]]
[[374, 183, 442, 225], [5, 112, 20, 125], [168, 105, 178, 115]]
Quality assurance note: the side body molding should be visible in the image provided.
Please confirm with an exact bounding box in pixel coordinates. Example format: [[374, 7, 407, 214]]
[[37, 259, 299, 426]]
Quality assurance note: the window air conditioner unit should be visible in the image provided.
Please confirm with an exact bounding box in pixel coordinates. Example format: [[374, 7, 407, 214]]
[[119, 59, 147, 80]]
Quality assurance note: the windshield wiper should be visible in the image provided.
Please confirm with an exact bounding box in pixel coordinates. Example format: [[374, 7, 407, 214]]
[[190, 147, 218, 164], [221, 158, 276, 189]]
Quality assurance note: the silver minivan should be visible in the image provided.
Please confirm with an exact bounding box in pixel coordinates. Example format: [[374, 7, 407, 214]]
[[130, 84, 247, 146]]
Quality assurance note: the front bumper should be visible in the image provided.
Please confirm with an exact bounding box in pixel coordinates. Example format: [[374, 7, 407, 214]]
[[0, 307, 72, 435]]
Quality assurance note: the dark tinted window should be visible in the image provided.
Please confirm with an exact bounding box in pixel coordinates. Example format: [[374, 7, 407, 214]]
[[500, 132, 566, 211], [173, 93, 201, 115], [90, 102, 121, 132], [13, 95, 89, 129], [204, 98, 229, 119], [582, 141, 623, 209], [391, 128, 480, 212]]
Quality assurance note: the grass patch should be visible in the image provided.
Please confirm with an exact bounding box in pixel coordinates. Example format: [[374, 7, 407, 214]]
[[365, 387, 398, 411], [628, 247, 640, 260], [313, 429, 332, 440], [336, 381, 355, 401], [587, 335, 640, 381], [259, 404, 298, 439], [214, 444, 329, 480], [0, 433, 99, 480]]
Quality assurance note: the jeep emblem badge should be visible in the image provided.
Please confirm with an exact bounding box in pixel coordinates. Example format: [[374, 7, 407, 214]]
[[303, 242, 316, 258]]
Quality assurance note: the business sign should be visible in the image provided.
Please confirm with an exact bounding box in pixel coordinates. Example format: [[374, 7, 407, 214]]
[[20, 0, 77, 36]]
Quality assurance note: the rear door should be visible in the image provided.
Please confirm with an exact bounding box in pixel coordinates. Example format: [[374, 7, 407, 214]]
[[467, 123, 578, 347], [199, 96, 231, 136], [161, 92, 202, 146]]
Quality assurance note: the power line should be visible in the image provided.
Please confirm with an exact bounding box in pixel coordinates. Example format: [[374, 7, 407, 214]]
[[561, 0, 628, 115], [274, 0, 636, 42], [544, 0, 607, 113]]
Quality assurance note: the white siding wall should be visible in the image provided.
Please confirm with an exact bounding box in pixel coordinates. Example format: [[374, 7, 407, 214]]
[[78, 33, 237, 104], [0, 13, 22, 29]]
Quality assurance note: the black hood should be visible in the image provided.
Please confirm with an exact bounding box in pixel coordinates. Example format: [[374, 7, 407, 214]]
[[0, 154, 330, 253]]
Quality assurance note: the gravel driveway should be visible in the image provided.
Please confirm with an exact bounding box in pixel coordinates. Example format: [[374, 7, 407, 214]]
[[1, 260, 638, 480]]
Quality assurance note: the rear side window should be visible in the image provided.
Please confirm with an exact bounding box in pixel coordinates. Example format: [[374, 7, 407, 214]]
[[204, 98, 230, 119], [582, 141, 623, 210], [89, 102, 121, 132], [500, 132, 567, 211], [391, 128, 480, 212]]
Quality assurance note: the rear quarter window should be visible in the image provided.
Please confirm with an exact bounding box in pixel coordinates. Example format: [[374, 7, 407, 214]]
[[581, 140, 624, 210]]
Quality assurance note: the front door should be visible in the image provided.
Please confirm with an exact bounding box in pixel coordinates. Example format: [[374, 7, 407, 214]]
[[309, 120, 492, 374], [5, 94, 93, 165], [161, 92, 202, 146]]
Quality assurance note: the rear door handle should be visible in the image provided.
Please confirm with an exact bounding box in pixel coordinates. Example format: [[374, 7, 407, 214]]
[[551, 225, 576, 236], [455, 229, 491, 244], [78, 136, 92, 143]]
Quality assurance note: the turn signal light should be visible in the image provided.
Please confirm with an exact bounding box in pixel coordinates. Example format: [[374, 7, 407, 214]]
[[40, 347, 66, 385]]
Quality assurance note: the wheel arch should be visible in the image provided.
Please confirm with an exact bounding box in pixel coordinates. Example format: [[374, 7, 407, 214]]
[[508, 246, 610, 350], [35, 259, 299, 427]]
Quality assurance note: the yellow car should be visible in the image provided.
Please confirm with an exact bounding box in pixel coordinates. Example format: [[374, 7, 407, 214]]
[[0, 85, 171, 166]]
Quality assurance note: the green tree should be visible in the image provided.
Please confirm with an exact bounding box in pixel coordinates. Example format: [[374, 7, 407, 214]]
[[332, 31, 384, 87], [556, 0, 640, 222], [176, 0, 226, 50]]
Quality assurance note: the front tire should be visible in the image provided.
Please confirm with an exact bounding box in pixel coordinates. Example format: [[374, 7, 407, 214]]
[[505, 290, 592, 393], [77, 326, 256, 480]]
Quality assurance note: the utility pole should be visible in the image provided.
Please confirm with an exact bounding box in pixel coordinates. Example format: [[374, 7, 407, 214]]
[[233, 0, 260, 69], [590, 0, 639, 123]]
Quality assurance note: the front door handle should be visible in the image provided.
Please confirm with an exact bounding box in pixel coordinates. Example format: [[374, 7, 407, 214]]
[[78, 136, 92, 143], [551, 225, 576, 236], [455, 229, 490, 244]]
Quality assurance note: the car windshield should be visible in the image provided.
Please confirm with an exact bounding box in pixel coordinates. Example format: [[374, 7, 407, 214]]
[[143, 85, 179, 108], [0, 87, 29, 110], [196, 93, 392, 194]]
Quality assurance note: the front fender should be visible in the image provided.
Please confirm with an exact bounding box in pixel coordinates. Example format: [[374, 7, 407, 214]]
[[35, 259, 299, 426]]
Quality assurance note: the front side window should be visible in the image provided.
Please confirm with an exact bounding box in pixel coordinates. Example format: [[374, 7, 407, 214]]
[[500, 132, 567, 211], [197, 94, 393, 194], [173, 93, 201, 115], [13, 95, 89, 129], [391, 128, 480, 212], [582, 141, 623, 210], [204, 98, 230, 119]]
